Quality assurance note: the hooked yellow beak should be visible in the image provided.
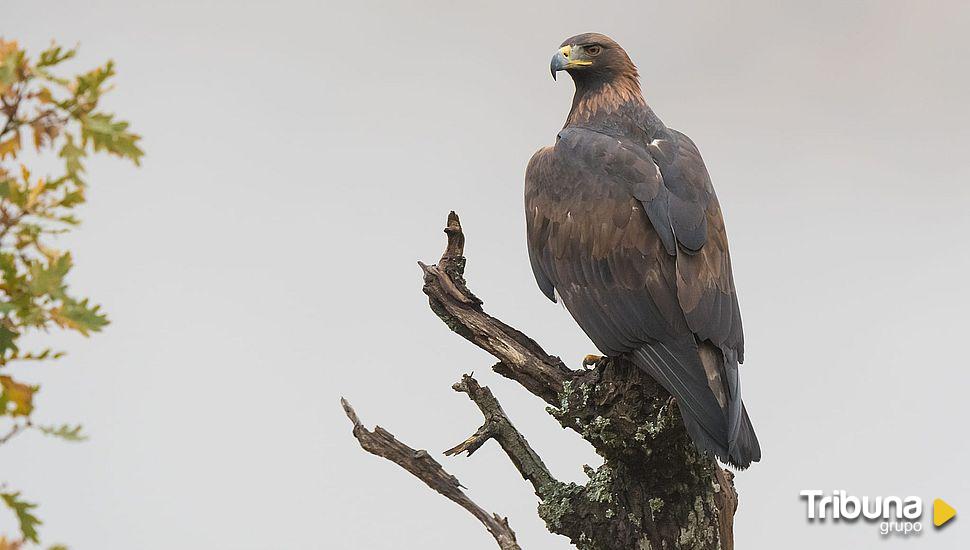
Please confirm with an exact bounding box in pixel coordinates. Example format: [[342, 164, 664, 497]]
[[550, 45, 593, 80]]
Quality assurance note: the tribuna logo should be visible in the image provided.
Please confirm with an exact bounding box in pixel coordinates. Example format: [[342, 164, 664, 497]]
[[800, 490, 924, 536]]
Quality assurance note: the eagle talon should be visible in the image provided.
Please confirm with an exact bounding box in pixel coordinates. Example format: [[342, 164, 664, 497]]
[[582, 354, 604, 368]]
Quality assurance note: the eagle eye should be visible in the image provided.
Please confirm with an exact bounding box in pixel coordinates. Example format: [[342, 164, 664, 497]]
[[586, 45, 603, 56]]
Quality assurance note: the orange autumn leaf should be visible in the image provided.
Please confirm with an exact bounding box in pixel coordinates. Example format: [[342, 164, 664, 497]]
[[0, 134, 20, 160], [0, 375, 35, 416]]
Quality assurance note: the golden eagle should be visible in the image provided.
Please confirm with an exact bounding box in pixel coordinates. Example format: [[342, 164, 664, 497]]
[[525, 33, 761, 468]]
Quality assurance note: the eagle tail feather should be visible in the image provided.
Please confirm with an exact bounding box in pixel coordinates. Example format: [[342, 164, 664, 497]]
[[631, 344, 759, 469], [631, 345, 729, 457], [730, 404, 761, 469]]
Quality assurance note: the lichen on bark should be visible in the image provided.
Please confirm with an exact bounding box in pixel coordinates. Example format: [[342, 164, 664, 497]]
[[538, 357, 733, 549]]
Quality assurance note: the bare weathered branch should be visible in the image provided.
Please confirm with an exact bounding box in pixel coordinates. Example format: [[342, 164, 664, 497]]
[[446, 374, 556, 493], [419, 211, 577, 406], [340, 398, 520, 550]]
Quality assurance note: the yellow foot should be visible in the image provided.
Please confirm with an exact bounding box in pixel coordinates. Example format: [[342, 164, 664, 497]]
[[582, 354, 604, 368]]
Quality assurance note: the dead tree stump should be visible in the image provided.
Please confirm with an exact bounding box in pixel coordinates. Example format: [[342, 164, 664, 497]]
[[343, 212, 739, 549]]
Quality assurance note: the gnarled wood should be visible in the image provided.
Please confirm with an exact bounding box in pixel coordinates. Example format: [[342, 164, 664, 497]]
[[344, 211, 741, 549], [341, 398, 520, 550]]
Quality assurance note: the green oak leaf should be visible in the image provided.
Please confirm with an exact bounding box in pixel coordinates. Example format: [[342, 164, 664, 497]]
[[1, 491, 41, 543]]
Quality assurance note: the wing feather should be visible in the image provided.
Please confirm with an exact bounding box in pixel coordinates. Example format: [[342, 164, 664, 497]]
[[525, 125, 757, 466]]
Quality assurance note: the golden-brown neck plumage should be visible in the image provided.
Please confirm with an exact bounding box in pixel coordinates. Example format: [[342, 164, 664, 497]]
[[566, 74, 645, 125]]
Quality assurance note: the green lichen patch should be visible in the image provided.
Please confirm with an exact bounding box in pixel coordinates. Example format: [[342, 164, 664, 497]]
[[537, 481, 584, 529], [584, 463, 614, 504]]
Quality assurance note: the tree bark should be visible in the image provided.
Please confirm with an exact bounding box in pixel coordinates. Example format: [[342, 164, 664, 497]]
[[344, 211, 739, 549]]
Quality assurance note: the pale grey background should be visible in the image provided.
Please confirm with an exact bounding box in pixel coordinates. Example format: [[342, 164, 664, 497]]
[[2, 0, 968, 548]]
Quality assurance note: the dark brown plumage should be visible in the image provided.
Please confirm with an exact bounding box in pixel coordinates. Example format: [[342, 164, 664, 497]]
[[526, 33, 760, 468]]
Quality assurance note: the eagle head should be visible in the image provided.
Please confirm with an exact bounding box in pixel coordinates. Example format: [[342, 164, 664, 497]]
[[550, 33, 638, 83]]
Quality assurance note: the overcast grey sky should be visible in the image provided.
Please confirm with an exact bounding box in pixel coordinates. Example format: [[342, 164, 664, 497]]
[[3, 1, 969, 548]]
